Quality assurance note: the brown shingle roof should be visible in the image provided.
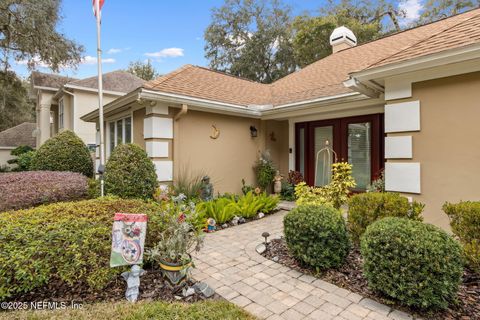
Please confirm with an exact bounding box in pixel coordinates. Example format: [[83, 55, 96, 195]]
[[68, 70, 145, 93], [142, 8, 480, 107], [367, 12, 480, 69], [31, 72, 76, 89], [0, 122, 36, 148], [144, 65, 272, 106]]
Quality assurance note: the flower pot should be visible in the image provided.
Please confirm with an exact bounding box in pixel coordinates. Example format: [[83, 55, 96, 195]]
[[159, 259, 192, 288]]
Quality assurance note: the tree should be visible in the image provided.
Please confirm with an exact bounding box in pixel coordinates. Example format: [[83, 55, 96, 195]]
[[0, 0, 83, 72], [292, 0, 403, 67], [0, 71, 34, 131], [419, 0, 480, 23], [127, 59, 159, 81], [204, 0, 296, 83]]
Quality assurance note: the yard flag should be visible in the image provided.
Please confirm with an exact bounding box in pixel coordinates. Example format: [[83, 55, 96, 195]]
[[92, 0, 105, 19]]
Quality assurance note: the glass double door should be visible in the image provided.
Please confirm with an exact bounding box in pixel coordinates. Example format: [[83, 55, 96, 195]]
[[295, 114, 384, 191]]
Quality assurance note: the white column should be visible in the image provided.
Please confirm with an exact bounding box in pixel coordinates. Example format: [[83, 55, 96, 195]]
[[38, 104, 51, 145], [144, 105, 173, 183]]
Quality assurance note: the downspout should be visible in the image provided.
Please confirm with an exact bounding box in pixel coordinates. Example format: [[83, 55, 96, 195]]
[[174, 104, 188, 121]]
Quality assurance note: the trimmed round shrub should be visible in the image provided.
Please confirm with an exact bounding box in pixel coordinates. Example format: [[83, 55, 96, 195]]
[[0, 171, 88, 212], [361, 217, 463, 310], [104, 143, 158, 199], [31, 130, 94, 177], [0, 197, 170, 299], [284, 205, 350, 270], [443, 201, 480, 272], [348, 192, 424, 241]]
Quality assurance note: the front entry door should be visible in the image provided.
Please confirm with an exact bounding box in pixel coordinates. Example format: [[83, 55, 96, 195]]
[[295, 114, 384, 191]]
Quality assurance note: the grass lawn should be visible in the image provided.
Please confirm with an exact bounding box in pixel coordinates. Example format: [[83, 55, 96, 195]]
[[0, 300, 257, 320]]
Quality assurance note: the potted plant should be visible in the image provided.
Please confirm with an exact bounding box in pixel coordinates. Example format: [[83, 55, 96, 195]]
[[147, 214, 204, 288]]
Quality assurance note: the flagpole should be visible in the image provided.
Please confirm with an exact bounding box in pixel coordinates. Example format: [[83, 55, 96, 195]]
[[95, 0, 105, 197]]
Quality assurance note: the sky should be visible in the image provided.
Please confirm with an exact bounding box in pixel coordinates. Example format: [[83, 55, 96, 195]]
[[12, 0, 424, 80]]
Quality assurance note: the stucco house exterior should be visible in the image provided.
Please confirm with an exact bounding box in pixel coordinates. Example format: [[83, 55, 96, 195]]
[[31, 70, 144, 148], [82, 8, 480, 229]]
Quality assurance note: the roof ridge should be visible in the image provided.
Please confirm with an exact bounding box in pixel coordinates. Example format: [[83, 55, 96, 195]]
[[0, 122, 35, 134], [191, 65, 269, 85], [363, 9, 480, 70], [144, 64, 195, 88], [332, 7, 480, 55], [68, 69, 138, 85]]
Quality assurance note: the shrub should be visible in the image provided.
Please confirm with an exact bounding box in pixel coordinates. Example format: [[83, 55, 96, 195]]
[[174, 167, 206, 201], [0, 197, 170, 299], [443, 201, 480, 272], [287, 170, 304, 185], [295, 162, 356, 209], [0, 171, 88, 212], [348, 192, 424, 241], [280, 182, 295, 201], [14, 150, 35, 171], [196, 197, 236, 224], [87, 178, 101, 199], [284, 205, 350, 270], [367, 169, 385, 192], [7, 145, 34, 171], [231, 191, 264, 218], [361, 217, 463, 310], [255, 192, 279, 213], [104, 143, 158, 200], [254, 151, 276, 191], [31, 130, 94, 177]]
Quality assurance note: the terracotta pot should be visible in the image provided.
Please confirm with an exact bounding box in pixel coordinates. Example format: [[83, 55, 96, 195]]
[[159, 259, 192, 288]]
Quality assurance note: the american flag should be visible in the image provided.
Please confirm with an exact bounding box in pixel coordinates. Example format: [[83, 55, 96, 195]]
[[92, 0, 105, 18]]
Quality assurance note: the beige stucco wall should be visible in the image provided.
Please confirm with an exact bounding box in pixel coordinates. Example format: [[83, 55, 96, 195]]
[[265, 120, 289, 176], [389, 71, 480, 229], [73, 91, 118, 145], [0, 148, 15, 167], [174, 109, 272, 194]]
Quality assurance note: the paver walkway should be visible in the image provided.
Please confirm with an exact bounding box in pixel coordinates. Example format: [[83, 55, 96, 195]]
[[192, 210, 418, 320]]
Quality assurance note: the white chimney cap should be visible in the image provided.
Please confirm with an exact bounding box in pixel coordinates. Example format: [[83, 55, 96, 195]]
[[329, 26, 357, 47]]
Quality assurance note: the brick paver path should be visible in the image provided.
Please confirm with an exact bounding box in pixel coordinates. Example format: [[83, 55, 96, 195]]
[[192, 210, 418, 320]]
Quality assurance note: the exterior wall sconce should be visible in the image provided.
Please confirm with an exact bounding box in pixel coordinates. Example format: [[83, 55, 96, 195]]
[[250, 125, 258, 138]]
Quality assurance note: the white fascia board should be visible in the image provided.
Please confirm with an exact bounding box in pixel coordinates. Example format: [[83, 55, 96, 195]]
[[140, 89, 261, 118], [81, 90, 141, 122], [272, 92, 361, 110], [64, 84, 126, 96], [33, 85, 59, 92], [351, 42, 480, 82]]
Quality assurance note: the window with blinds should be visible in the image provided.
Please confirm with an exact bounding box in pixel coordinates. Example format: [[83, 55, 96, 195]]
[[348, 122, 371, 190]]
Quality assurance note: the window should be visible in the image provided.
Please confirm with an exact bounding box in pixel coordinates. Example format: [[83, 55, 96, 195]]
[[58, 99, 64, 129], [108, 116, 132, 155]]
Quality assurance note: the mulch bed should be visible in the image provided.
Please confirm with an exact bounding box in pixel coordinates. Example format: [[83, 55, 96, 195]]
[[7, 267, 219, 305], [263, 238, 480, 320]]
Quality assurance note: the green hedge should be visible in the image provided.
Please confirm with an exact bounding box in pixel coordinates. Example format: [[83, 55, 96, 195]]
[[361, 217, 463, 310], [348, 192, 424, 241], [31, 130, 94, 177], [105, 144, 158, 200], [443, 201, 480, 272], [284, 205, 350, 270], [0, 197, 169, 300]]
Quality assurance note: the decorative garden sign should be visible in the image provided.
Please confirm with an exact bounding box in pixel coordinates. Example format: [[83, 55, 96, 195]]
[[110, 213, 148, 267]]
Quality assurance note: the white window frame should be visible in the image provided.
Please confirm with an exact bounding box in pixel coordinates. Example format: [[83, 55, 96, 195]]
[[58, 98, 64, 129], [107, 115, 133, 157]]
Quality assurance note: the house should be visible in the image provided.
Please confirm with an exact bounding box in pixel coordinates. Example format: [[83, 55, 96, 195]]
[[0, 122, 36, 167], [31, 70, 144, 148], [82, 8, 480, 229]]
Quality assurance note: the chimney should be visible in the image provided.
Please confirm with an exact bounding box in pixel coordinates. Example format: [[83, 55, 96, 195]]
[[330, 26, 357, 53]]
